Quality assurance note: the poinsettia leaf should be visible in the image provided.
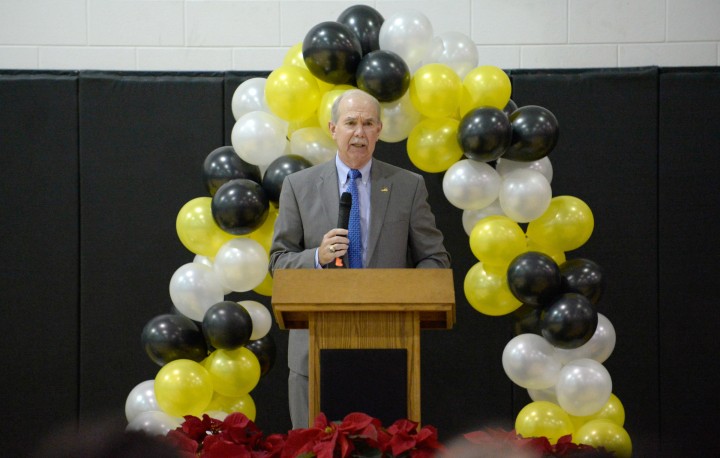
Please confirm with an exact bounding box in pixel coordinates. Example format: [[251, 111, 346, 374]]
[[165, 429, 198, 453]]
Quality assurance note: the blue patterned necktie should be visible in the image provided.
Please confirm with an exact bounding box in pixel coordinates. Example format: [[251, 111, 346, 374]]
[[347, 169, 362, 268]]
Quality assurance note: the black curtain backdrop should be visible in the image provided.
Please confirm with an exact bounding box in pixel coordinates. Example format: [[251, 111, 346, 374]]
[[1, 67, 718, 457]]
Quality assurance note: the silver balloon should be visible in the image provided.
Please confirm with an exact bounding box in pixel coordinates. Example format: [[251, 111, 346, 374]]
[[231, 77, 270, 121], [442, 159, 501, 210], [556, 358, 612, 416], [498, 168, 552, 223], [289, 127, 337, 165], [528, 385, 559, 404], [169, 262, 224, 322], [461, 200, 504, 235], [496, 156, 553, 183], [379, 10, 434, 73], [426, 31, 478, 79], [554, 313, 616, 365], [231, 111, 288, 167], [380, 91, 422, 143], [502, 333, 562, 390], [125, 380, 158, 423], [213, 238, 269, 293], [239, 300, 272, 340], [126, 410, 182, 436]]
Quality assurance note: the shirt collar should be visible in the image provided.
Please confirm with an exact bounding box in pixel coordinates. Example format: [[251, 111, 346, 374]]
[[336, 153, 372, 185]]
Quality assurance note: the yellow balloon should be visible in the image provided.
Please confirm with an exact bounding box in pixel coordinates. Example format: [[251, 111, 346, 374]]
[[464, 262, 521, 316], [206, 392, 256, 421], [176, 197, 237, 257], [253, 271, 274, 297], [248, 206, 278, 253], [469, 215, 527, 267], [407, 117, 463, 173], [574, 419, 632, 458], [460, 65, 512, 115], [526, 196, 594, 252], [205, 347, 261, 397], [527, 238, 566, 266], [288, 114, 321, 137], [569, 393, 626, 430], [265, 64, 321, 123], [515, 401, 574, 444], [154, 359, 213, 417], [409, 63, 463, 119]]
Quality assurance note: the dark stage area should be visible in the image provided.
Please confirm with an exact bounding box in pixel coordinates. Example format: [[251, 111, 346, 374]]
[[1, 66, 719, 457]]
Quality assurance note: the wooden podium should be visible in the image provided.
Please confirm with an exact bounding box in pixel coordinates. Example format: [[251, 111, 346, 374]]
[[271, 268, 455, 425]]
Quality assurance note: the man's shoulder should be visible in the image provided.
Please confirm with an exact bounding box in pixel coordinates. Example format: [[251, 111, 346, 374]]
[[286, 159, 334, 183], [373, 159, 422, 182]]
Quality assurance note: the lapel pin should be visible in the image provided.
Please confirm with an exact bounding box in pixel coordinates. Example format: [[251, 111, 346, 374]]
[[381, 186, 389, 192]]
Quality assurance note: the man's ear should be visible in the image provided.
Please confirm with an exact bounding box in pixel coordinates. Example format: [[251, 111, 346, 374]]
[[328, 122, 336, 138]]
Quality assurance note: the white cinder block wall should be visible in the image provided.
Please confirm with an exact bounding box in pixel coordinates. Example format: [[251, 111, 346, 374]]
[[0, 0, 718, 71]]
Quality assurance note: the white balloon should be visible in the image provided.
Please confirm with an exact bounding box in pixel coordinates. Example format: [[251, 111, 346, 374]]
[[528, 386, 559, 404], [443, 159, 501, 210], [125, 380, 158, 423], [125, 410, 182, 436], [379, 10, 434, 73], [169, 262, 224, 322], [499, 169, 552, 223], [496, 156, 553, 183], [231, 111, 288, 167], [461, 200, 504, 235], [194, 255, 233, 294], [426, 31, 478, 79], [238, 300, 273, 340], [289, 127, 337, 165], [556, 358, 612, 416], [213, 238, 269, 292], [502, 334, 562, 390], [380, 91, 422, 143], [231, 77, 270, 121], [554, 313, 616, 365]]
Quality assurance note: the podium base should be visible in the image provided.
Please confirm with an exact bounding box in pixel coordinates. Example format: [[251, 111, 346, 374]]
[[320, 349, 408, 425]]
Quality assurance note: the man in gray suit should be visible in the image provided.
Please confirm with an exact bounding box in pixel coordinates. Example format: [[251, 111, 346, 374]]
[[269, 89, 451, 429]]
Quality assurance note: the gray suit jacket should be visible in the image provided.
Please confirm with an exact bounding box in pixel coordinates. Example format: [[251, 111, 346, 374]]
[[269, 158, 451, 375]]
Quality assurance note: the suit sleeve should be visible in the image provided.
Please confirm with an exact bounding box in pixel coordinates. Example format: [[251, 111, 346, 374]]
[[268, 176, 317, 273], [409, 175, 452, 269]]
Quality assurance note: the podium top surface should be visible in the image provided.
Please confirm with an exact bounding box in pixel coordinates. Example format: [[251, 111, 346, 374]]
[[271, 268, 455, 330]]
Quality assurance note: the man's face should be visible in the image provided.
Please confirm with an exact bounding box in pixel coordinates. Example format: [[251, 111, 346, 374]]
[[329, 93, 383, 169]]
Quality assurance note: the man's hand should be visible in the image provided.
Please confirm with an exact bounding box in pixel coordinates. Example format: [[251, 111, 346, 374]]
[[318, 228, 349, 265]]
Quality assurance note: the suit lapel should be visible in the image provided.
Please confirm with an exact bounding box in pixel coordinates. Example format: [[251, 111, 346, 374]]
[[367, 161, 391, 266]]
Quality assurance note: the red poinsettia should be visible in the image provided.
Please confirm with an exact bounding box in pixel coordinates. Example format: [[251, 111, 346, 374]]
[[282, 412, 381, 458], [462, 428, 614, 457], [379, 419, 445, 458]]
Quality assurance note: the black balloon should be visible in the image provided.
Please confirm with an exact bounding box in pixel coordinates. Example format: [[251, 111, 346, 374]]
[[202, 301, 253, 350], [141, 314, 207, 366], [356, 50, 410, 103], [202, 146, 261, 196], [512, 303, 543, 336], [262, 154, 313, 206], [503, 105, 559, 162], [245, 334, 277, 377], [560, 258, 606, 305], [541, 293, 598, 349], [211, 178, 269, 235], [337, 5, 384, 56], [457, 107, 512, 162], [503, 99, 518, 117], [303, 21, 363, 85], [507, 251, 562, 307]]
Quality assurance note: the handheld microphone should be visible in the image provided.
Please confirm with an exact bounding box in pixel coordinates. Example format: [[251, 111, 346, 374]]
[[334, 192, 352, 268]]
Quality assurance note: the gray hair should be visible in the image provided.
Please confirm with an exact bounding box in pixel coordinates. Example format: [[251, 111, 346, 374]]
[[330, 89, 381, 124]]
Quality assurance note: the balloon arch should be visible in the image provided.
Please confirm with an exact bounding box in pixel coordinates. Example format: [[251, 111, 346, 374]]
[[125, 5, 631, 457]]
